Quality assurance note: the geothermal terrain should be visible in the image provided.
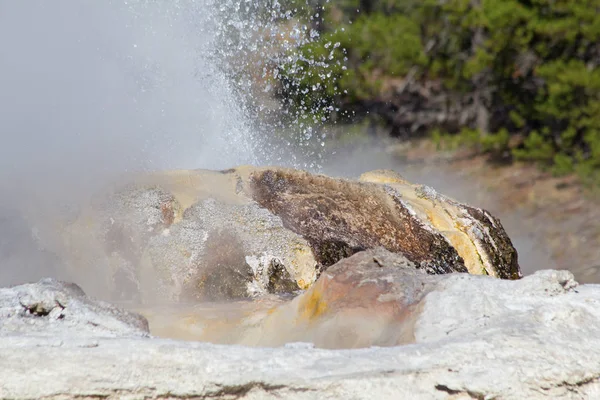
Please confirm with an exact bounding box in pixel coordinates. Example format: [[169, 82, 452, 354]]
[[1, 166, 600, 399], [1, 1, 600, 400]]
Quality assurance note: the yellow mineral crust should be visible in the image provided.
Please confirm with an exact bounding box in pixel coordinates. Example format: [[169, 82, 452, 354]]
[[360, 169, 495, 276]]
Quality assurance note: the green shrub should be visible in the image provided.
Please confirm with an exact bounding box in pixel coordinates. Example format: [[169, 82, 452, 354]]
[[276, 0, 600, 184]]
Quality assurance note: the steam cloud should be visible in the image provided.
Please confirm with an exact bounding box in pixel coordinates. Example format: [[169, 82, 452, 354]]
[[0, 1, 256, 285], [0, 1, 255, 194]]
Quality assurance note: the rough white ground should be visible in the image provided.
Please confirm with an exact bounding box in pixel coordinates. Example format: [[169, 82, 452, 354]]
[[0, 278, 148, 338], [1, 271, 600, 399]]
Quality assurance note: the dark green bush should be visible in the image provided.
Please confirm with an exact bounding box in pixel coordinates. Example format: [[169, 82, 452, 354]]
[[277, 0, 600, 184]]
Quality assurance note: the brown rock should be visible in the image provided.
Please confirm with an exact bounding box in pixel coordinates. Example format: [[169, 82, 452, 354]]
[[251, 169, 464, 274], [249, 168, 519, 278]]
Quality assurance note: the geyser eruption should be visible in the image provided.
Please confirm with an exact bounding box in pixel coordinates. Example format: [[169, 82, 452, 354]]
[[0, 1, 255, 182], [0, 0, 336, 286]]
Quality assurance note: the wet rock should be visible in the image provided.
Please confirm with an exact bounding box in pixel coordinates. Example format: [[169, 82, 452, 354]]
[[56, 166, 520, 302], [265, 259, 301, 294], [139, 248, 529, 349], [196, 230, 254, 301], [131, 198, 315, 303], [0, 278, 149, 338], [359, 168, 409, 184], [251, 168, 463, 274], [179, 248, 442, 348], [250, 167, 519, 278]]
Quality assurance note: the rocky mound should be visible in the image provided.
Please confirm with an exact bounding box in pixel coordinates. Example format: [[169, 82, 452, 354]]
[[54, 166, 520, 303]]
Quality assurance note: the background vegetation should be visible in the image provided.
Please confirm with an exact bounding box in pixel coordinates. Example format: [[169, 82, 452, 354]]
[[277, 0, 600, 184]]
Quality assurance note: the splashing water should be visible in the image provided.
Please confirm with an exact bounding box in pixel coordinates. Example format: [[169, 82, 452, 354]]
[[0, 0, 343, 285], [209, 0, 341, 169], [0, 0, 338, 197]]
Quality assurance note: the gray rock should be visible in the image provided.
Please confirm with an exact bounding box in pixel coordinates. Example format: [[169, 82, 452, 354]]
[[0, 278, 149, 338], [137, 198, 313, 302]]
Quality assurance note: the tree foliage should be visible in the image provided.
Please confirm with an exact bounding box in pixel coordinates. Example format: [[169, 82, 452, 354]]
[[279, 0, 600, 184]]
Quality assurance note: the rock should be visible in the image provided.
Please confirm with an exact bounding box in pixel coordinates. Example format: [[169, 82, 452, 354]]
[[58, 170, 317, 302], [250, 168, 519, 278], [163, 248, 441, 348], [0, 278, 149, 338], [137, 249, 590, 354], [196, 229, 255, 301], [259, 248, 440, 348], [2, 260, 600, 399], [54, 166, 520, 302], [359, 168, 409, 184]]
